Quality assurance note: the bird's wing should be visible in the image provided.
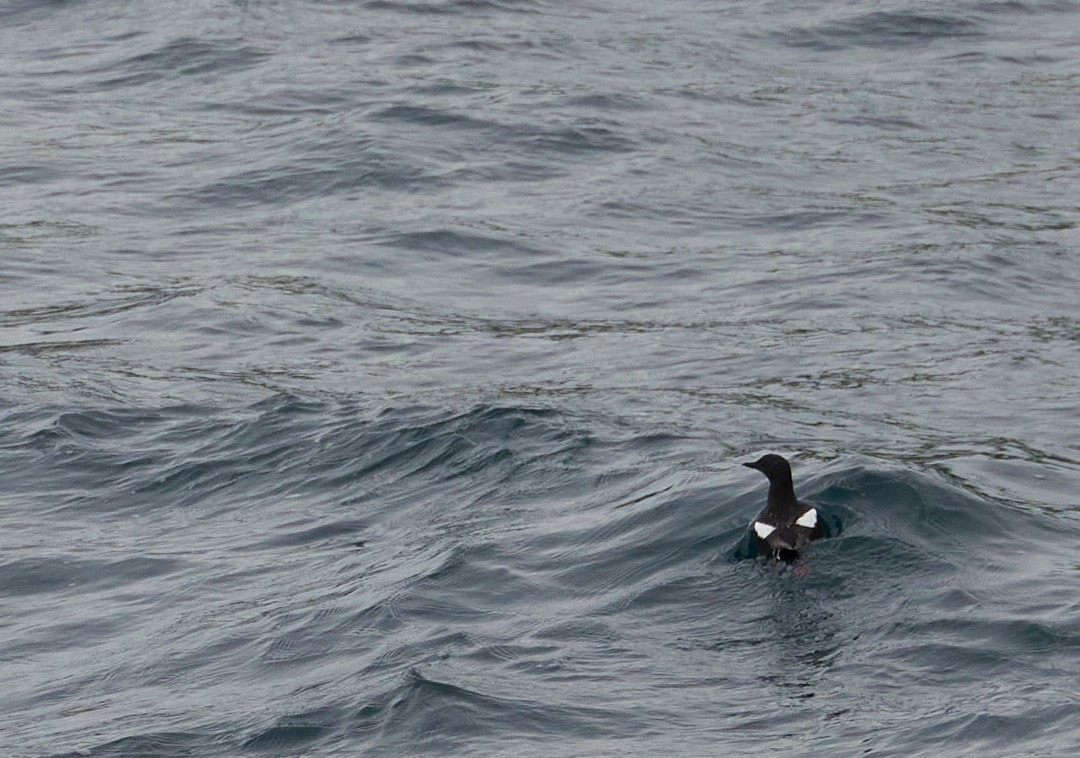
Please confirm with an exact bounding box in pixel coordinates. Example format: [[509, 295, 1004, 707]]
[[795, 508, 817, 528]]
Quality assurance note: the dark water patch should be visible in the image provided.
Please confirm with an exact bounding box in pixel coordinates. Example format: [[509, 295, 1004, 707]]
[[354, 669, 623, 754], [379, 227, 545, 257], [442, 37, 512, 55], [827, 114, 926, 131], [362, 0, 476, 15], [222, 87, 357, 118], [742, 209, 880, 232], [3, 615, 126, 661], [775, 11, 984, 51], [85, 37, 269, 90], [2, 400, 316, 515], [298, 404, 578, 505], [0, 163, 67, 186], [972, 0, 1080, 16], [943, 49, 1065, 65], [165, 101, 635, 213], [403, 79, 493, 98], [363, 0, 541, 16], [327, 33, 374, 46], [557, 92, 649, 111], [441, 157, 570, 183], [1, 283, 200, 328], [542, 500, 717, 597], [817, 464, 1035, 545], [927, 202, 1077, 233], [885, 701, 1080, 756], [165, 153, 432, 210], [48, 406, 180, 440], [252, 517, 370, 550], [395, 548, 555, 621], [370, 102, 636, 158], [0, 555, 183, 597], [462, 639, 563, 666], [899, 616, 1080, 658], [0, 220, 98, 244], [48, 731, 215, 758], [930, 446, 1080, 512], [0, 0, 80, 28], [242, 705, 342, 753], [1030, 315, 1080, 343], [369, 104, 488, 130], [520, 123, 636, 156], [0, 338, 122, 356]]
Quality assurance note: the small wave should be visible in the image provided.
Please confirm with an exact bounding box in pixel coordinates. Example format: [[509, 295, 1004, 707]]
[[351, 668, 623, 753], [774, 11, 984, 51], [85, 38, 268, 91], [0, 555, 183, 597], [47, 731, 211, 758], [362, 0, 542, 16], [242, 705, 343, 752]]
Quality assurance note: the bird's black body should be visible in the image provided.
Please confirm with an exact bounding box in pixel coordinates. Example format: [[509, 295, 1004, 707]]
[[744, 453, 823, 563]]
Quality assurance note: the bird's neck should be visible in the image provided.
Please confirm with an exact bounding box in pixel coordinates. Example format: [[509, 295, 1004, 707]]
[[767, 474, 797, 509]]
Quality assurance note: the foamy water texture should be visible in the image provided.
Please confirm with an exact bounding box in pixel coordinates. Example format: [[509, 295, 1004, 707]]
[[2, 1, 1080, 756]]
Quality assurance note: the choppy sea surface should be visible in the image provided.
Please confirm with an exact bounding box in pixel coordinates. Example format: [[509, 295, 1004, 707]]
[[3, 0, 1080, 755]]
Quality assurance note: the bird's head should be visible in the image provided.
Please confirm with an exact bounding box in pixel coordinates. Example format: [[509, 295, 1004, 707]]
[[742, 453, 792, 482]]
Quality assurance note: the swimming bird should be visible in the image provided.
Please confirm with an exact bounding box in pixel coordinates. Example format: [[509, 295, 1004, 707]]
[[744, 453, 823, 563]]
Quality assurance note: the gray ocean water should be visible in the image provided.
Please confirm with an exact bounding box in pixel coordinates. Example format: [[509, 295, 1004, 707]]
[[3, 0, 1080, 755]]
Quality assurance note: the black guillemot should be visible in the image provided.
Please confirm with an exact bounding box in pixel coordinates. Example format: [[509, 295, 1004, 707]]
[[744, 453, 823, 563]]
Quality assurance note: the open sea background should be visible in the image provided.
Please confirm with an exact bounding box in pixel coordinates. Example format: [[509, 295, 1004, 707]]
[[2, 0, 1080, 755]]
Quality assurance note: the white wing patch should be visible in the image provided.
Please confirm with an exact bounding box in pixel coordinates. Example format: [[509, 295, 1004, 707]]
[[795, 508, 818, 529], [753, 521, 777, 540]]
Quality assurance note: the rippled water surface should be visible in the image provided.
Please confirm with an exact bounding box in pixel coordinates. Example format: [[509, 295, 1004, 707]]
[[3, 0, 1080, 755]]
